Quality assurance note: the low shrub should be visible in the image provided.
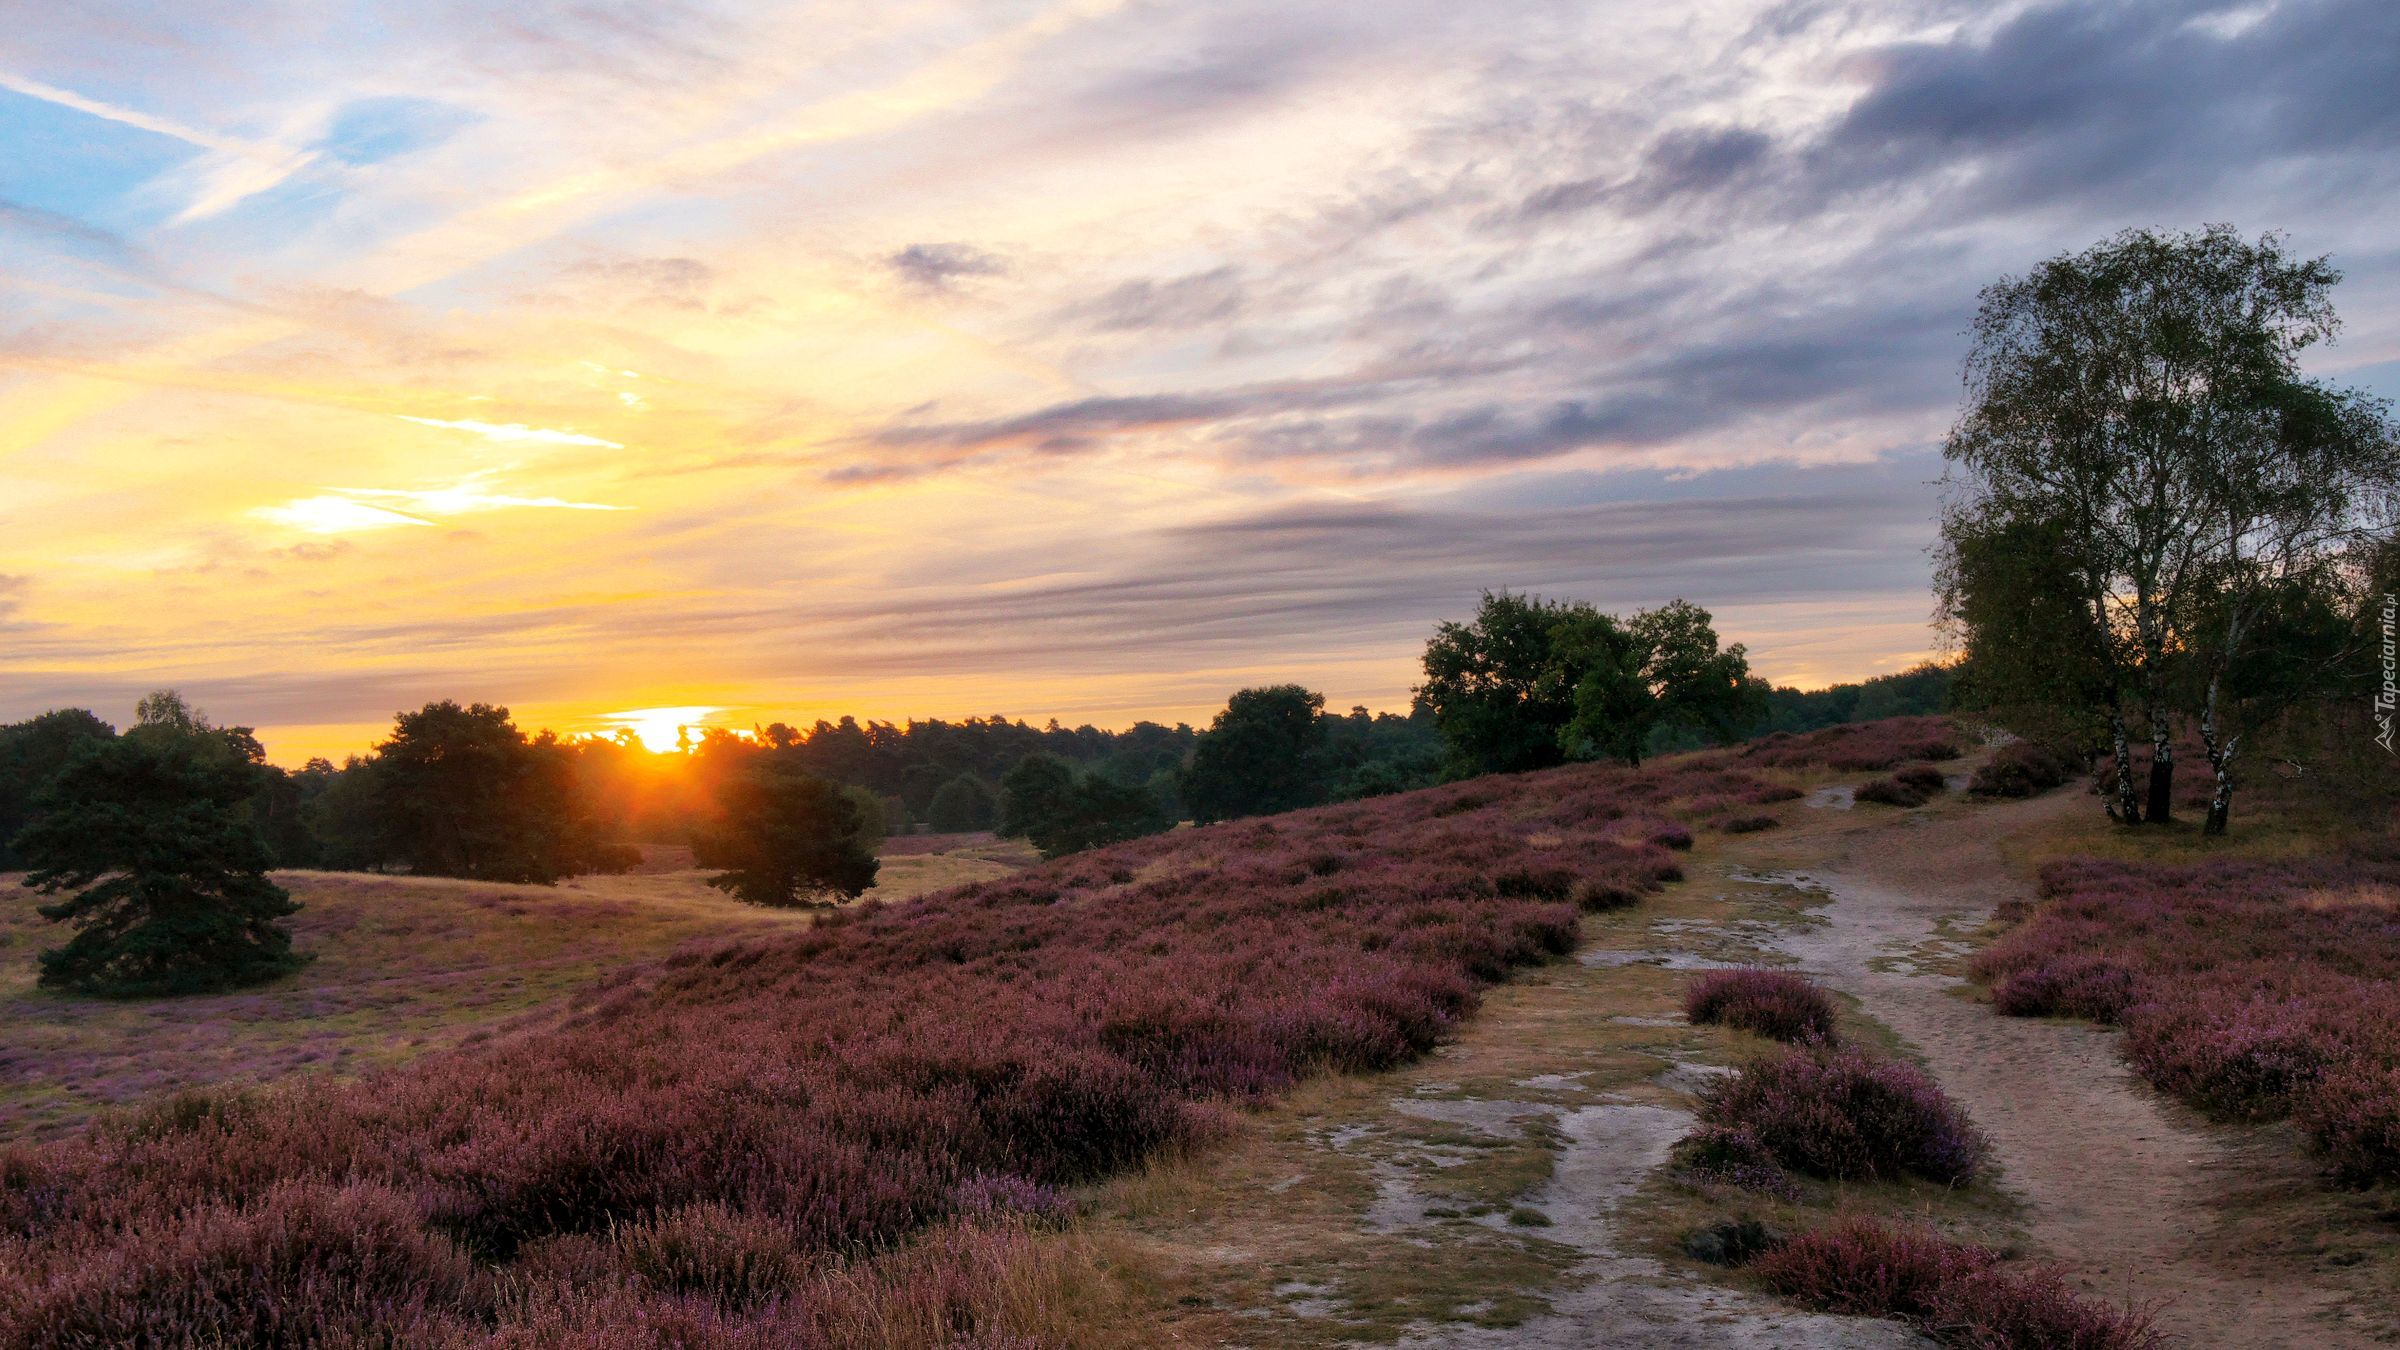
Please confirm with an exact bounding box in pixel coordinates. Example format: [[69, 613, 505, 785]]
[[1715, 813, 1780, 834], [1733, 717, 1963, 773], [1855, 765, 1947, 808], [1986, 957, 2141, 1023], [1967, 742, 2076, 799], [1681, 1217, 1779, 1266], [2120, 995, 2336, 1121], [1754, 1218, 2160, 1348], [1751, 1218, 1994, 1319], [1647, 823, 1695, 852], [1668, 1125, 1796, 1198], [1685, 969, 1838, 1043], [1700, 1046, 1986, 1183]]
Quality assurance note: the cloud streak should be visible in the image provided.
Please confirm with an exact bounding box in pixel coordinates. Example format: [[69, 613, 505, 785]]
[[2, 0, 2395, 761]]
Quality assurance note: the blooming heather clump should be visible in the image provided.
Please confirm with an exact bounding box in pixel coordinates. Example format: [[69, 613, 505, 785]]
[[1855, 764, 1947, 808], [1684, 969, 1839, 1043], [1753, 1218, 2160, 1348], [1750, 1218, 1996, 1319], [1730, 717, 1963, 774], [1714, 813, 1780, 834], [0, 750, 1801, 1343], [1977, 853, 2400, 1185], [1967, 741, 2076, 799], [1668, 1125, 1797, 1200], [1701, 1046, 1986, 1183]]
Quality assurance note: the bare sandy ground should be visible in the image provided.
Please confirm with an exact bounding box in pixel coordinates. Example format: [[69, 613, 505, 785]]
[[1743, 786, 2373, 1348]]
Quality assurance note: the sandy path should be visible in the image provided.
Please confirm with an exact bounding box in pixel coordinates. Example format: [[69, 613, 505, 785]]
[[1750, 788, 2369, 1347]]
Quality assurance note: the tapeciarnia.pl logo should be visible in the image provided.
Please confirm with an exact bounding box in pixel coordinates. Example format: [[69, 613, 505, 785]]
[[2379, 593, 2397, 755]]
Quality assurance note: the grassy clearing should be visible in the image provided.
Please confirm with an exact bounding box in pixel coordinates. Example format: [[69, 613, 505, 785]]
[[0, 839, 1026, 1142]]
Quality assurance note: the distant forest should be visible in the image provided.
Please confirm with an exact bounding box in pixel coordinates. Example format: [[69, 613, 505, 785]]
[[0, 662, 1952, 876]]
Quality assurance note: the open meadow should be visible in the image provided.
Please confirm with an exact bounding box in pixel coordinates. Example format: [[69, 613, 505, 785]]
[[0, 837, 1032, 1143]]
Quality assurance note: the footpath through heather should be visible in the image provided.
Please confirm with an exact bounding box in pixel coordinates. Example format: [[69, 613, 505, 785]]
[[1082, 764, 2382, 1346], [1719, 780, 2374, 1348]]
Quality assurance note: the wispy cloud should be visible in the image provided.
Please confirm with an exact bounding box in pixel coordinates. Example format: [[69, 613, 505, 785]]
[[6, 0, 2398, 762], [255, 474, 628, 535], [395, 416, 626, 448], [0, 70, 317, 221]]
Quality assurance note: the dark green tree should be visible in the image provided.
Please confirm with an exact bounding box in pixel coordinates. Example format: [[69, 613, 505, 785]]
[[1555, 601, 1762, 766], [998, 753, 1169, 858], [1182, 685, 1330, 823], [1940, 225, 2392, 829], [1417, 591, 1599, 776], [364, 702, 632, 882], [926, 775, 996, 832], [1553, 612, 1652, 765], [0, 708, 115, 869], [15, 698, 302, 996], [997, 752, 1078, 838], [694, 763, 879, 907]]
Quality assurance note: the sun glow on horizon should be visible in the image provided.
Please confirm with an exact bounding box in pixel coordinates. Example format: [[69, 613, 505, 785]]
[[600, 706, 730, 753]]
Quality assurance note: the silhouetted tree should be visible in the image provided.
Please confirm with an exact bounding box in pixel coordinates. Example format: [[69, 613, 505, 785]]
[[998, 753, 1078, 839], [14, 693, 302, 995], [1556, 601, 1760, 766], [0, 708, 115, 869], [1183, 685, 1330, 823], [694, 763, 879, 907], [926, 775, 996, 832], [366, 702, 633, 882], [999, 753, 1169, 858]]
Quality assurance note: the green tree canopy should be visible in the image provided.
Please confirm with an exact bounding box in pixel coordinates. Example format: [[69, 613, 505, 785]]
[[997, 752, 1078, 839], [361, 702, 635, 882], [14, 696, 302, 996], [1557, 601, 1760, 766], [0, 708, 116, 870], [1940, 224, 2400, 832], [999, 752, 1169, 858], [1416, 591, 1598, 776], [693, 762, 880, 907], [926, 775, 996, 832], [1183, 685, 1331, 823]]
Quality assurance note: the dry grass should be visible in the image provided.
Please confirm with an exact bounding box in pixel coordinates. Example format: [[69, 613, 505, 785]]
[[0, 840, 1026, 1142]]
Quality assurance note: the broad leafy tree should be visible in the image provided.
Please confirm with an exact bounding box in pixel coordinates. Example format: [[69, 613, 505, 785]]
[[14, 693, 302, 996], [997, 753, 1079, 839], [999, 752, 1169, 858], [1417, 591, 1599, 776], [694, 762, 879, 907], [926, 775, 996, 832], [1941, 225, 2398, 831], [1556, 601, 1760, 766], [363, 702, 635, 882], [1183, 685, 1331, 823]]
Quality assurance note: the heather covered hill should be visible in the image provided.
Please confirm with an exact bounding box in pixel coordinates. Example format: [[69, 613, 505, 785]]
[[0, 738, 1835, 1346], [0, 843, 1026, 1144]]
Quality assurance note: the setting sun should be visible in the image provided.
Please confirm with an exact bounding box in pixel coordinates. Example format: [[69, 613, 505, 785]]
[[600, 706, 726, 753]]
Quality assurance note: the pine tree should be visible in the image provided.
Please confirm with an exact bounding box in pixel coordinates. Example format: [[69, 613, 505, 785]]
[[694, 763, 880, 907], [15, 716, 303, 996]]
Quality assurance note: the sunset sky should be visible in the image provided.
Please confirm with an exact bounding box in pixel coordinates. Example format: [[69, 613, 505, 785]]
[[4, 0, 2396, 763]]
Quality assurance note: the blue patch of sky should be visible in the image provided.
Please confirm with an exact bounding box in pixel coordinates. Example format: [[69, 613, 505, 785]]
[[0, 84, 192, 231], [319, 96, 477, 167]]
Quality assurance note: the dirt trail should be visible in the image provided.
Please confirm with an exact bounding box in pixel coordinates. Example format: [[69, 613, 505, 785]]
[[1749, 787, 2369, 1347]]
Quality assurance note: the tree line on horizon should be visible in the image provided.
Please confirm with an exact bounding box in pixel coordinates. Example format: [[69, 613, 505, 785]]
[[0, 625, 1946, 997]]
